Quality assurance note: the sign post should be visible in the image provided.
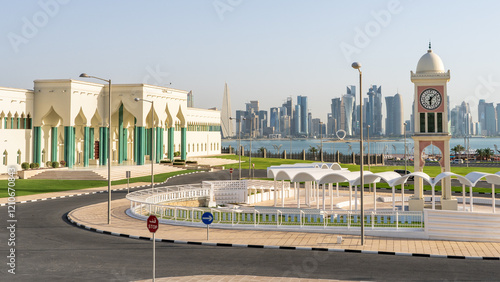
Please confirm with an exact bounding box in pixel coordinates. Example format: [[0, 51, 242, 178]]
[[252, 163, 255, 179], [229, 168, 233, 181], [126, 171, 131, 193], [147, 215, 159, 282], [201, 212, 214, 240]]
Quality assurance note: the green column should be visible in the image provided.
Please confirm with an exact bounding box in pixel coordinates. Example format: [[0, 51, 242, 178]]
[[23, 118, 26, 129], [99, 127, 108, 165], [134, 126, 138, 162], [136, 126, 145, 165], [4, 118, 7, 129], [123, 128, 128, 161], [156, 127, 163, 163], [146, 128, 151, 159], [16, 118, 20, 129], [10, 118, 13, 129], [33, 126, 42, 164], [168, 127, 174, 160], [118, 104, 124, 164], [83, 127, 90, 167], [89, 128, 94, 159], [64, 126, 75, 168], [181, 127, 187, 160], [51, 127, 58, 162]]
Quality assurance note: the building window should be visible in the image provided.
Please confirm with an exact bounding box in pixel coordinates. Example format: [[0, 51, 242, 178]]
[[17, 150, 21, 164], [42, 149, 46, 163], [2, 150, 7, 165], [427, 113, 435, 133], [420, 113, 425, 133], [437, 113, 443, 133]]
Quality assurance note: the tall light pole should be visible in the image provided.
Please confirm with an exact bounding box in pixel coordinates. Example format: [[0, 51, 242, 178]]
[[80, 73, 112, 224], [367, 124, 370, 170], [319, 121, 324, 162], [404, 122, 407, 174], [249, 116, 253, 178], [351, 62, 364, 245], [135, 98, 155, 189], [230, 117, 245, 180]]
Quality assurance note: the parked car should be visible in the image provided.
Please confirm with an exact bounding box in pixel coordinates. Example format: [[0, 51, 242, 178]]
[[394, 169, 414, 181], [452, 159, 464, 164]]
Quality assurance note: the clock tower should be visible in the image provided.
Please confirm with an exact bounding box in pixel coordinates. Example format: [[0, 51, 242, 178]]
[[409, 44, 457, 211]]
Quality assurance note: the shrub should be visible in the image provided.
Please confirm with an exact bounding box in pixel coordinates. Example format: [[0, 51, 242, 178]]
[[46, 161, 53, 168], [60, 160, 66, 167], [30, 163, 36, 169], [160, 160, 172, 164], [51, 161, 59, 168], [21, 162, 30, 170], [34, 163, 40, 168], [174, 151, 180, 157], [186, 160, 197, 164]]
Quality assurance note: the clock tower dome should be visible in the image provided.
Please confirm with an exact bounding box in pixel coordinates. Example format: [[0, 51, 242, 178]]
[[409, 44, 457, 211]]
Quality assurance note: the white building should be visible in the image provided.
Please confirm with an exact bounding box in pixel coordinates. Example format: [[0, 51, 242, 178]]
[[0, 79, 221, 171]]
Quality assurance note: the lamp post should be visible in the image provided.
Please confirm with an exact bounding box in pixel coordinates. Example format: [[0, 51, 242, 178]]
[[230, 117, 245, 180], [319, 121, 324, 162], [79, 73, 112, 224], [367, 124, 370, 170], [404, 122, 407, 175], [135, 98, 155, 189], [351, 62, 364, 245], [249, 116, 252, 178]]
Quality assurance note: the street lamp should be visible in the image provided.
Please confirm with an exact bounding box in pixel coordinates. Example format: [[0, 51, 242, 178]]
[[367, 124, 370, 170], [230, 117, 245, 180], [404, 122, 408, 175], [351, 62, 364, 245], [79, 73, 112, 224], [319, 121, 324, 162], [135, 98, 155, 190]]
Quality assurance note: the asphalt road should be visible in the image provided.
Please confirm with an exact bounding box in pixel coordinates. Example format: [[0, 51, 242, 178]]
[[1, 170, 500, 281]]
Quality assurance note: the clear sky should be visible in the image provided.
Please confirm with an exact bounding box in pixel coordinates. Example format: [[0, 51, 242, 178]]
[[2, 0, 500, 125]]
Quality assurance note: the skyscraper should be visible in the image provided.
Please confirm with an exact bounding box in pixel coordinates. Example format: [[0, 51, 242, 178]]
[[297, 96, 308, 135], [293, 104, 301, 135], [385, 93, 403, 136], [367, 85, 383, 136], [270, 107, 280, 133], [343, 94, 355, 136]]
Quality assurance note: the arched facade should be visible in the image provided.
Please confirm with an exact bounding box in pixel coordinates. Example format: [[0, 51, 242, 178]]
[[0, 79, 221, 171]]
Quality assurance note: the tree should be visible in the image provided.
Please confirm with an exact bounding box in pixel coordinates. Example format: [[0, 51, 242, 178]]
[[451, 144, 465, 159], [308, 145, 318, 160], [476, 148, 485, 160], [484, 148, 494, 160], [258, 147, 266, 157]]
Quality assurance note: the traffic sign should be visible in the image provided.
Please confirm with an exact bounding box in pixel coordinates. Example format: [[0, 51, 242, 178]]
[[229, 168, 233, 173], [147, 215, 159, 233], [201, 212, 214, 225]]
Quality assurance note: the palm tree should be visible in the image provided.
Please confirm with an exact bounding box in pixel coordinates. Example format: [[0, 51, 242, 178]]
[[484, 148, 494, 160], [451, 144, 465, 159], [476, 148, 485, 161], [308, 145, 318, 160]]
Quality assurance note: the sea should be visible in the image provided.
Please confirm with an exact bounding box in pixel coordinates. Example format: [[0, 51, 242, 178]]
[[222, 137, 500, 156]]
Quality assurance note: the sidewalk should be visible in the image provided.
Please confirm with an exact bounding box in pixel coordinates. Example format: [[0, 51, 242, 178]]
[[68, 198, 500, 258]]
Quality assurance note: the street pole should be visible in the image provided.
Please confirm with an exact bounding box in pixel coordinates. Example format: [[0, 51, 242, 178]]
[[80, 73, 112, 224], [404, 122, 407, 174], [367, 124, 370, 170], [249, 117, 252, 178], [320, 122, 324, 162], [352, 62, 364, 245]]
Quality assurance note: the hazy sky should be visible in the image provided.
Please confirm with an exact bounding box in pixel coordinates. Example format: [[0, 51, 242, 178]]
[[2, 0, 500, 125]]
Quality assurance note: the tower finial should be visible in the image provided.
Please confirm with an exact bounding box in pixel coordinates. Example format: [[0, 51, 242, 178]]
[[429, 40, 431, 50]]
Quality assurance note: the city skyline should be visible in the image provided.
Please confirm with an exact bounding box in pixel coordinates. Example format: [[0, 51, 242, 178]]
[[3, 1, 500, 124]]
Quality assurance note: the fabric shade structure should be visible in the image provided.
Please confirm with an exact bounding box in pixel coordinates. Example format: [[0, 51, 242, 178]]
[[266, 163, 500, 213]]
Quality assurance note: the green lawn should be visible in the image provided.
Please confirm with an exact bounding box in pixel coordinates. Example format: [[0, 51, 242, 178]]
[[0, 169, 197, 198], [212, 155, 500, 193]]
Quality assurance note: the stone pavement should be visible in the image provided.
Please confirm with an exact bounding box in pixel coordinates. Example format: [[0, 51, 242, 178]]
[[68, 198, 500, 258]]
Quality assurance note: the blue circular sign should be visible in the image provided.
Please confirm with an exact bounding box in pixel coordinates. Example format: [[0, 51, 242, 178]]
[[201, 212, 214, 225]]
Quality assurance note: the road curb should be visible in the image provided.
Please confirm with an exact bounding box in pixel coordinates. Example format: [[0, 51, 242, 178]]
[[65, 213, 500, 261], [0, 171, 203, 207]]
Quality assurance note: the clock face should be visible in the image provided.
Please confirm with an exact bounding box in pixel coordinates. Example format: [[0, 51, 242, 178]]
[[420, 88, 442, 110]]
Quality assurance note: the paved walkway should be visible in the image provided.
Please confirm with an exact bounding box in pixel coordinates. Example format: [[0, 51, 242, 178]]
[[68, 198, 500, 258]]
